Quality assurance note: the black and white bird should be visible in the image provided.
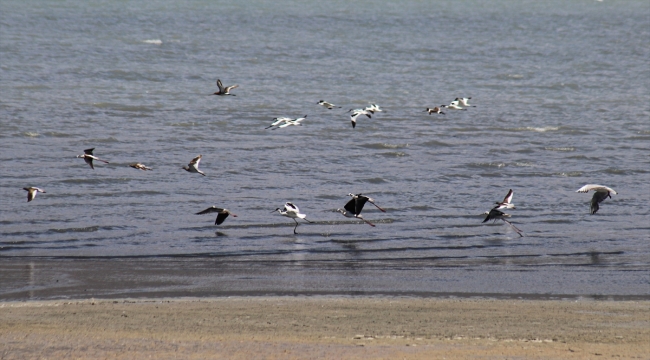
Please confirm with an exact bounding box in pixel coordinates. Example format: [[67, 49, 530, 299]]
[[76, 148, 110, 169], [317, 100, 341, 109], [348, 109, 372, 128], [337, 194, 384, 227], [182, 155, 205, 176], [482, 208, 524, 237], [424, 107, 445, 115], [440, 102, 467, 111], [212, 79, 238, 96], [494, 189, 515, 209], [273, 202, 313, 234], [364, 104, 383, 113], [23, 187, 46, 202], [265, 117, 293, 129], [576, 184, 617, 214], [196, 206, 238, 225], [265, 116, 306, 129], [129, 163, 152, 171], [455, 97, 475, 107]]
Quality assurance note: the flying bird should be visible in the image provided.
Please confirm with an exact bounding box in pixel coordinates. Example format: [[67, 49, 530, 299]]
[[317, 100, 341, 109], [455, 97, 475, 107], [424, 107, 445, 115], [182, 155, 206, 176], [212, 79, 238, 96], [273, 202, 312, 234], [23, 187, 46, 202], [348, 109, 372, 128], [576, 184, 617, 214], [482, 208, 523, 237], [364, 104, 383, 113], [337, 194, 383, 227], [196, 206, 238, 225], [494, 189, 515, 209], [129, 163, 152, 171], [76, 148, 110, 169]]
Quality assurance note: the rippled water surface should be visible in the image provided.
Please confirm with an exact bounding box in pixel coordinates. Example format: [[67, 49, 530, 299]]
[[1, 0, 649, 298]]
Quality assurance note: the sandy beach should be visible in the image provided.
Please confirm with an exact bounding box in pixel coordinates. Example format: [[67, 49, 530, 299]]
[[1, 297, 648, 359]]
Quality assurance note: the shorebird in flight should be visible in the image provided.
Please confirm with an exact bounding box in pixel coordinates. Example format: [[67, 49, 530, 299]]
[[182, 155, 205, 176], [424, 107, 445, 115], [455, 97, 475, 107], [273, 202, 312, 234], [265, 117, 292, 129], [348, 193, 386, 212], [576, 184, 617, 214], [482, 208, 524, 237], [440, 102, 467, 111], [265, 116, 306, 129], [129, 163, 153, 171], [23, 187, 46, 202], [317, 100, 341, 109], [196, 206, 238, 225], [337, 194, 383, 227], [348, 109, 372, 128], [364, 104, 383, 113], [494, 189, 515, 209], [76, 148, 110, 169], [212, 79, 238, 96]]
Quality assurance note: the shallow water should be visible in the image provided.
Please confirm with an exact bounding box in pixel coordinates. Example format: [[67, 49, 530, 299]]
[[1, 0, 649, 299]]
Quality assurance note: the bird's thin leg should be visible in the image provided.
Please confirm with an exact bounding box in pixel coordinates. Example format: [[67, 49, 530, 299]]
[[370, 202, 386, 212], [502, 219, 524, 237], [293, 219, 299, 234], [357, 216, 375, 227], [302, 218, 313, 223]]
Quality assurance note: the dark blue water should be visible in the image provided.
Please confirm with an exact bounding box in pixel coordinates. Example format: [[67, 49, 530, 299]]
[[1, 0, 649, 299]]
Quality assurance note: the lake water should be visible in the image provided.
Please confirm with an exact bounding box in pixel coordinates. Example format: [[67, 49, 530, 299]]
[[1, 0, 649, 300]]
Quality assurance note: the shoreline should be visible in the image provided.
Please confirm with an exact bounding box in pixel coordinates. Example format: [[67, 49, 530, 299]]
[[2, 297, 648, 359]]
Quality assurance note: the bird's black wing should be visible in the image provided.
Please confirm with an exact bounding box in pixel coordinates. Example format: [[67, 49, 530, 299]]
[[215, 212, 229, 225], [353, 196, 369, 215], [590, 191, 609, 215], [343, 198, 357, 214], [84, 148, 95, 155], [196, 206, 222, 215]]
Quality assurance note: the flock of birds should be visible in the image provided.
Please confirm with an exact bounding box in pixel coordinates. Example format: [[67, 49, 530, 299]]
[[21, 79, 619, 237]]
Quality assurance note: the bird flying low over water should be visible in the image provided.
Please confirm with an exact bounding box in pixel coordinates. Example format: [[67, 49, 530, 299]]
[[348, 109, 372, 128], [129, 163, 153, 171], [76, 148, 110, 169], [196, 206, 237, 225], [212, 79, 238, 96], [576, 184, 617, 214], [265, 116, 307, 129], [317, 100, 341, 109], [440, 102, 467, 111], [455, 97, 475, 107], [337, 193, 384, 227], [494, 189, 515, 209], [23, 187, 46, 202], [424, 107, 445, 115], [364, 104, 383, 113], [273, 202, 312, 234], [482, 208, 524, 237], [182, 155, 206, 176]]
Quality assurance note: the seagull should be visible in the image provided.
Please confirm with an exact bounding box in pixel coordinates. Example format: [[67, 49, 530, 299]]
[[337, 195, 380, 227], [348, 109, 372, 128], [76, 148, 110, 169], [212, 79, 238, 96], [196, 206, 238, 225], [347, 193, 386, 212], [440, 102, 467, 111], [576, 184, 617, 214], [482, 208, 523, 237], [424, 107, 445, 115], [129, 163, 153, 171], [182, 155, 206, 176], [494, 189, 515, 209], [273, 202, 312, 234], [455, 97, 475, 107], [317, 100, 341, 109], [23, 187, 46, 202]]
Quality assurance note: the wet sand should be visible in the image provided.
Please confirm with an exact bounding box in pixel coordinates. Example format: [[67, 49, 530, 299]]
[[1, 297, 648, 359]]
